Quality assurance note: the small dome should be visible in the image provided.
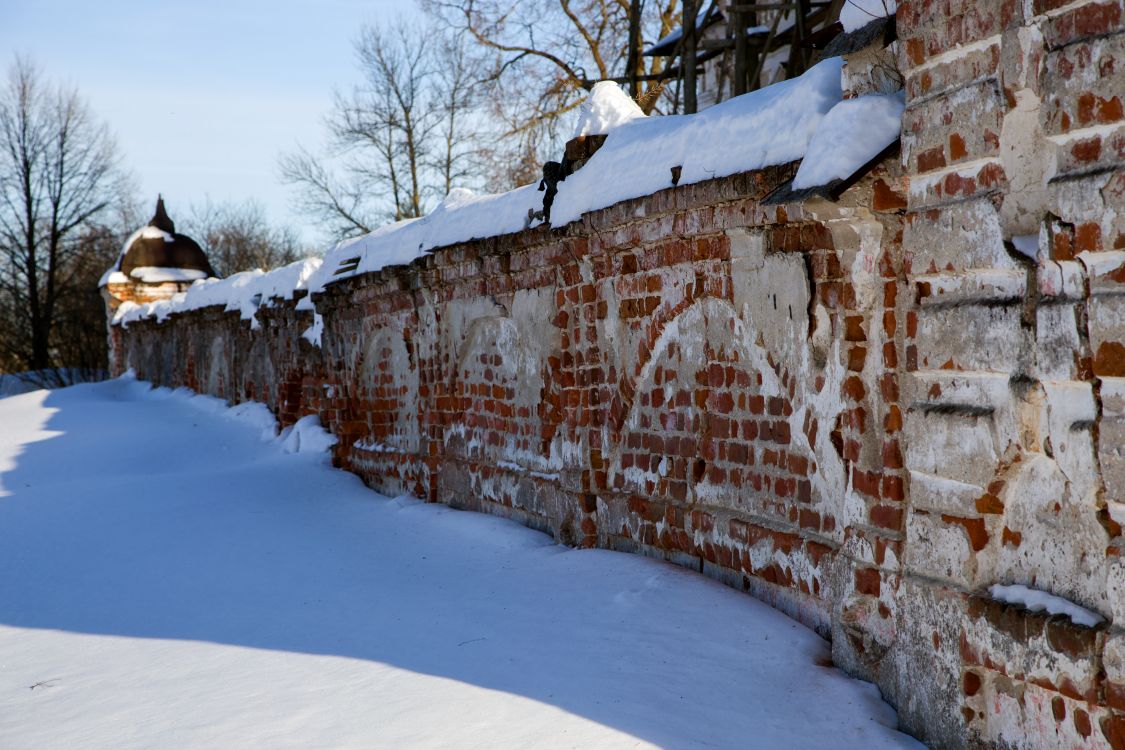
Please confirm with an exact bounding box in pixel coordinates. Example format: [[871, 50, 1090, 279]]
[[118, 197, 216, 281]]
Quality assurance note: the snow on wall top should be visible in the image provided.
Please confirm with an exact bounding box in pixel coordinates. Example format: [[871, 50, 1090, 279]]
[[791, 92, 903, 189], [839, 0, 896, 32], [128, 267, 210, 284], [299, 185, 541, 307], [114, 57, 885, 336], [550, 56, 844, 226], [114, 257, 323, 329], [572, 82, 646, 138]]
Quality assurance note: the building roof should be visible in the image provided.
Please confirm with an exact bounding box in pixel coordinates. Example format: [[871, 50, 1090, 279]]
[[118, 198, 216, 281], [643, 6, 724, 56]]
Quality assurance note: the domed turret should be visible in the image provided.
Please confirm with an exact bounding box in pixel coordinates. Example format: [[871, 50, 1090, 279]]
[[100, 196, 217, 311], [119, 197, 214, 281]]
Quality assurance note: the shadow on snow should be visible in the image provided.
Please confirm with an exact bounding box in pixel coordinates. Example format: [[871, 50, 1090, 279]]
[[0, 378, 918, 749]]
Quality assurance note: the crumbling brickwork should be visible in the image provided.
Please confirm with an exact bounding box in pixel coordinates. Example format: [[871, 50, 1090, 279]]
[[889, 0, 1125, 746], [109, 1, 1125, 747], [113, 159, 909, 668]]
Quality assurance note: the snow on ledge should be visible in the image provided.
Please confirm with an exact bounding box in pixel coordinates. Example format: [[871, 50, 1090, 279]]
[[988, 584, 1104, 627], [115, 59, 883, 341], [114, 257, 323, 329], [550, 57, 844, 226], [129, 266, 210, 284], [644, 6, 718, 55], [792, 92, 903, 189], [572, 82, 646, 138], [301, 311, 325, 347]]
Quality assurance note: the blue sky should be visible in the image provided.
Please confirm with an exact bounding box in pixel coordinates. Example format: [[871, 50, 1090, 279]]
[[1, 0, 419, 244]]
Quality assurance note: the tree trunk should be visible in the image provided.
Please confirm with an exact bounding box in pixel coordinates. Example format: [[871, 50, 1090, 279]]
[[627, 0, 644, 98], [683, 0, 698, 114]]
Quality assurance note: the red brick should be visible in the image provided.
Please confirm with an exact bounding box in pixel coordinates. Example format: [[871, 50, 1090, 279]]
[[855, 567, 881, 597], [870, 504, 904, 530], [942, 515, 991, 551], [917, 146, 947, 172], [873, 179, 908, 212]]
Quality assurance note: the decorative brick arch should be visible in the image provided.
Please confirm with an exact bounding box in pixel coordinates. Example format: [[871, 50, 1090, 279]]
[[608, 297, 803, 507], [611, 267, 738, 436], [615, 297, 787, 424], [357, 327, 421, 455], [205, 334, 227, 397], [446, 316, 536, 465]]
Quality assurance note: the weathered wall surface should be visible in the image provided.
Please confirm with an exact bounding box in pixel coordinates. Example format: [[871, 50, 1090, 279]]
[[113, 161, 918, 716], [109, 1, 1125, 747], [893, 0, 1125, 746]]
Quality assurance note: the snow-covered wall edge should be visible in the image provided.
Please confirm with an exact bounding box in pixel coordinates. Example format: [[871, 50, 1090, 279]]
[[113, 58, 873, 337]]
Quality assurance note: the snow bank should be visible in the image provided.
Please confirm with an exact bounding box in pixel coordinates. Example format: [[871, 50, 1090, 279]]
[[276, 414, 338, 457], [792, 92, 903, 189], [0, 376, 924, 749], [572, 82, 646, 138], [120, 373, 338, 458], [114, 256, 323, 329], [223, 399, 282, 441], [840, 0, 897, 32], [550, 57, 844, 225], [989, 584, 1104, 627]]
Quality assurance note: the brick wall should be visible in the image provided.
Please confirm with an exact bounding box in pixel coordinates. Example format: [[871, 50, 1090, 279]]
[[894, 0, 1125, 746], [110, 2, 1125, 746], [114, 159, 910, 673]]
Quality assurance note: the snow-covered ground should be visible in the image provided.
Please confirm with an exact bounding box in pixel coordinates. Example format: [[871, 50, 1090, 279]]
[[0, 374, 38, 398], [0, 369, 107, 396], [0, 378, 923, 749]]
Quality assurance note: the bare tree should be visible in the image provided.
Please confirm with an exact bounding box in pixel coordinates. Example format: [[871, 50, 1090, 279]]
[[282, 21, 482, 240], [279, 145, 375, 239], [0, 57, 126, 377], [185, 198, 308, 277], [423, 0, 682, 188], [40, 217, 130, 386], [429, 33, 486, 197], [343, 22, 434, 221]]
